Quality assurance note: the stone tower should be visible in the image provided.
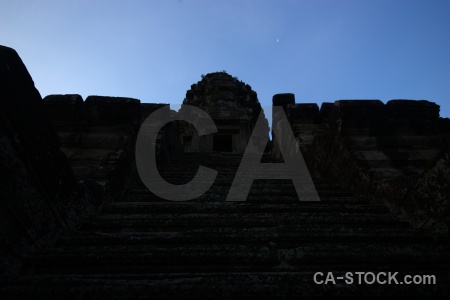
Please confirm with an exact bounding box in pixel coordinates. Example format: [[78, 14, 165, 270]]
[[179, 71, 269, 153]]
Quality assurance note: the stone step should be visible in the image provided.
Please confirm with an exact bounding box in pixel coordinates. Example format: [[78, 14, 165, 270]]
[[129, 183, 342, 195], [160, 158, 295, 165], [159, 159, 245, 167], [26, 244, 279, 274], [56, 228, 443, 246], [6, 150, 445, 299], [158, 162, 241, 169], [117, 194, 368, 204], [121, 188, 352, 199], [358, 159, 431, 170], [153, 176, 320, 185], [128, 183, 343, 194], [158, 161, 288, 169], [139, 178, 341, 188], [79, 212, 410, 231], [4, 272, 448, 298], [25, 243, 450, 275], [102, 202, 388, 214], [161, 159, 243, 165], [165, 152, 273, 158], [155, 169, 307, 174], [131, 181, 342, 189]]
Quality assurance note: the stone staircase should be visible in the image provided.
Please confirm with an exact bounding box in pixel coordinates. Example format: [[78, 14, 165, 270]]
[[1, 153, 449, 298]]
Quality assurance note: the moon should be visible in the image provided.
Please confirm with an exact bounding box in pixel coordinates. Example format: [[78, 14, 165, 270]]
[[276, 38, 279, 43]]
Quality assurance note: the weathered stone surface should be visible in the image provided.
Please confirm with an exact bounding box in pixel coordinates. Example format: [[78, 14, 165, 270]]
[[43, 94, 86, 127], [2, 152, 449, 298], [271, 96, 323, 165], [286, 96, 450, 233], [401, 146, 450, 234], [85, 96, 141, 128], [0, 46, 98, 278], [287, 103, 320, 124], [42, 95, 183, 201], [183, 72, 262, 121], [140, 103, 168, 124], [319, 102, 334, 120], [140, 103, 183, 167], [273, 93, 295, 109], [273, 103, 324, 169], [438, 117, 450, 134], [386, 99, 440, 135], [180, 72, 268, 153], [334, 100, 385, 135], [43, 94, 144, 198], [43, 94, 88, 149]]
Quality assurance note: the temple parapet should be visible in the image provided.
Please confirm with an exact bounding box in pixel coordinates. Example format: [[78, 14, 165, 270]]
[[280, 95, 450, 233]]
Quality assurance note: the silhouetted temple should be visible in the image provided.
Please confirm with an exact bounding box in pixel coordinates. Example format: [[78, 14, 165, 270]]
[[1, 45, 449, 298], [180, 71, 268, 153]]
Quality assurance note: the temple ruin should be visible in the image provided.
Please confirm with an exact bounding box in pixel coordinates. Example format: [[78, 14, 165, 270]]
[[1, 45, 449, 298], [179, 71, 268, 153]]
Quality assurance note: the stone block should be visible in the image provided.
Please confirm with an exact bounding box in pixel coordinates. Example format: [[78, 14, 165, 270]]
[[386, 100, 440, 135], [272, 93, 295, 110], [141, 103, 169, 124], [438, 118, 450, 134], [386, 99, 440, 119], [319, 102, 334, 121], [334, 100, 385, 133], [85, 96, 141, 128], [287, 103, 320, 124], [42, 94, 85, 126]]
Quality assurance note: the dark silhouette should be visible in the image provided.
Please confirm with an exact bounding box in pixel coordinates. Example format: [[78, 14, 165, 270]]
[[0, 45, 449, 298]]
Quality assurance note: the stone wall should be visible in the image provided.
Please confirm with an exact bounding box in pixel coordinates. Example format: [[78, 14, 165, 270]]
[[43, 98, 184, 193], [401, 146, 450, 233], [43, 95, 142, 201], [281, 97, 450, 233], [271, 93, 325, 167], [141, 103, 183, 170]]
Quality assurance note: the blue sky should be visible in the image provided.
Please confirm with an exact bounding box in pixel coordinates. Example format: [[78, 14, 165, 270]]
[[1, 0, 449, 119]]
